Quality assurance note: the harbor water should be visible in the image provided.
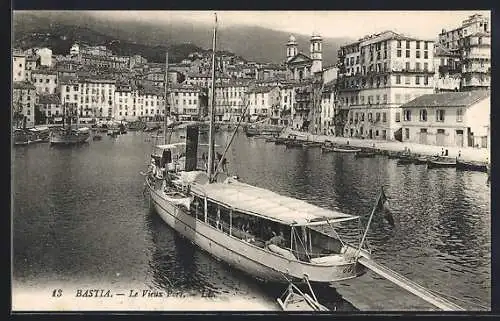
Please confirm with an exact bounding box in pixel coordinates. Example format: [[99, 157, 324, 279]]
[[12, 130, 491, 311]]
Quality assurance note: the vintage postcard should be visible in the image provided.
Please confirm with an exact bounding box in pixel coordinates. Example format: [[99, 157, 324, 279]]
[[11, 10, 491, 312]]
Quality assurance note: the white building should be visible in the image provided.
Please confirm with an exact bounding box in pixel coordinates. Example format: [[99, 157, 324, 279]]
[[13, 52, 26, 82], [246, 86, 280, 123], [78, 78, 116, 121], [401, 90, 490, 148], [70, 43, 80, 56], [35, 48, 53, 67], [31, 70, 58, 95], [169, 85, 202, 121], [214, 81, 250, 122], [38, 93, 61, 123], [320, 80, 336, 135], [337, 31, 436, 141]]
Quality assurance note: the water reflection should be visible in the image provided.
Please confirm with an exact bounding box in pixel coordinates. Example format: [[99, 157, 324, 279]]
[[12, 131, 490, 310]]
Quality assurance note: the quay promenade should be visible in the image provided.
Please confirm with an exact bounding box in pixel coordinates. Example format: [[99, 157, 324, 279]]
[[281, 128, 489, 163]]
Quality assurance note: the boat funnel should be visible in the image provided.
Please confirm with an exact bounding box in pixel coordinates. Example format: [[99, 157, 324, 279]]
[[185, 124, 199, 171]]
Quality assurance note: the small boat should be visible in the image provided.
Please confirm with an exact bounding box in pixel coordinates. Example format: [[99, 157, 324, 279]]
[[413, 156, 429, 165], [274, 138, 288, 145], [277, 281, 329, 311], [427, 157, 456, 169], [265, 137, 278, 143], [107, 128, 120, 136], [355, 151, 376, 158], [13, 129, 30, 145], [456, 159, 488, 173], [93, 134, 102, 141], [332, 147, 362, 153], [387, 151, 405, 159], [302, 141, 323, 148], [285, 140, 304, 148], [29, 126, 50, 143], [397, 155, 414, 165]]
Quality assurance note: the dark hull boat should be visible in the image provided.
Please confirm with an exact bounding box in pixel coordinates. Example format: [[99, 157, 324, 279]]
[[13, 129, 30, 145], [397, 155, 414, 165], [285, 141, 305, 148], [427, 157, 456, 169], [456, 159, 488, 173], [413, 156, 429, 165]]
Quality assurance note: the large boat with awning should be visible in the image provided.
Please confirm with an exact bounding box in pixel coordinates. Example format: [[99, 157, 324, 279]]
[[143, 13, 371, 285]]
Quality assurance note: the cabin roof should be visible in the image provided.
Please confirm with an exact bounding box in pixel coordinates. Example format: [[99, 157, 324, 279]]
[[180, 172, 357, 226]]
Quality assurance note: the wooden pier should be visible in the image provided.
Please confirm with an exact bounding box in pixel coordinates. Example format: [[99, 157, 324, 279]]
[[356, 257, 465, 311]]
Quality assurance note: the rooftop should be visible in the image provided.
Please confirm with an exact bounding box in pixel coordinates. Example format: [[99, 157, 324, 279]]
[[401, 91, 490, 108], [13, 81, 36, 90]]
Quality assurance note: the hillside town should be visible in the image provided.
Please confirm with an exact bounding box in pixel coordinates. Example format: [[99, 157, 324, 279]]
[[12, 13, 490, 149]]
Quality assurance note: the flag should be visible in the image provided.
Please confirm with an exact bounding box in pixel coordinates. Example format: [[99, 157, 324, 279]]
[[376, 187, 394, 227]]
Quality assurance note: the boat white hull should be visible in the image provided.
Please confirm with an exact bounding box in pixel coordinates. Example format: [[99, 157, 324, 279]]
[[148, 181, 367, 284]]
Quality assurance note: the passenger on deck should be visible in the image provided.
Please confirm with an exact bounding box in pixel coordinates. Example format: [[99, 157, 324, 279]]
[[266, 231, 285, 247]]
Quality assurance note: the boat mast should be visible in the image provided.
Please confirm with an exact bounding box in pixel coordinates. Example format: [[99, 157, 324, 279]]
[[164, 51, 170, 145], [207, 13, 218, 181]]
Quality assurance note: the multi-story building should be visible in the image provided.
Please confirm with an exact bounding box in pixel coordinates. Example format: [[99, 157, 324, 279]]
[[129, 54, 148, 69], [291, 80, 315, 131], [320, 80, 337, 135], [438, 13, 490, 91], [214, 81, 251, 122], [80, 53, 130, 70], [169, 85, 203, 121], [31, 70, 58, 95], [433, 45, 461, 92], [246, 86, 280, 123], [337, 31, 436, 141], [185, 72, 231, 88], [59, 76, 81, 118], [13, 50, 26, 82], [401, 90, 489, 148], [279, 82, 295, 126], [38, 93, 61, 124], [13, 81, 37, 128], [78, 78, 116, 121], [458, 31, 490, 90], [25, 55, 41, 81]]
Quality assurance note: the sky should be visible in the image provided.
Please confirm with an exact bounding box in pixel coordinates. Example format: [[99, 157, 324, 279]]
[[90, 10, 490, 40]]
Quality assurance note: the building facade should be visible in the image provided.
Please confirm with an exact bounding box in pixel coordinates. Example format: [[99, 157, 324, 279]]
[[78, 78, 116, 121], [38, 93, 61, 124], [246, 86, 280, 123], [337, 31, 436, 141], [31, 70, 58, 95], [13, 81, 37, 128], [401, 91, 490, 148], [438, 13, 491, 91], [13, 52, 26, 82]]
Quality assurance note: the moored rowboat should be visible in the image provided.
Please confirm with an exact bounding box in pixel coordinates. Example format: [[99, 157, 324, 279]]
[[456, 159, 488, 173], [427, 157, 456, 169], [333, 147, 362, 153]]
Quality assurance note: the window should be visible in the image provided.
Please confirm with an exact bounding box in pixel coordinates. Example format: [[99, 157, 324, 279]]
[[406, 50, 410, 58], [405, 128, 410, 139], [416, 76, 420, 85], [383, 94, 387, 103], [419, 109, 427, 121], [436, 109, 445, 122], [404, 110, 411, 121], [416, 41, 420, 49], [405, 62, 410, 70], [406, 41, 410, 49], [416, 62, 421, 71], [397, 50, 402, 57], [416, 51, 421, 59], [456, 108, 463, 122], [395, 112, 401, 122], [424, 42, 428, 50], [397, 41, 402, 48], [382, 112, 387, 122], [396, 75, 401, 84], [424, 62, 428, 71], [424, 76, 429, 85], [405, 77, 411, 85]]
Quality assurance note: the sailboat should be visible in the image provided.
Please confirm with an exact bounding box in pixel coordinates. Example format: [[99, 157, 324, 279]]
[[50, 100, 90, 145], [144, 14, 372, 285]]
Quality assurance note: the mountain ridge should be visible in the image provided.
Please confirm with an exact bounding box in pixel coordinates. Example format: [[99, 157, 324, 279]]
[[13, 11, 352, 65]]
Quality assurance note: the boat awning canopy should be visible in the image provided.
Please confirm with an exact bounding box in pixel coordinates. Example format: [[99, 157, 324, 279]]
[[186, 175, 358, 226]]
